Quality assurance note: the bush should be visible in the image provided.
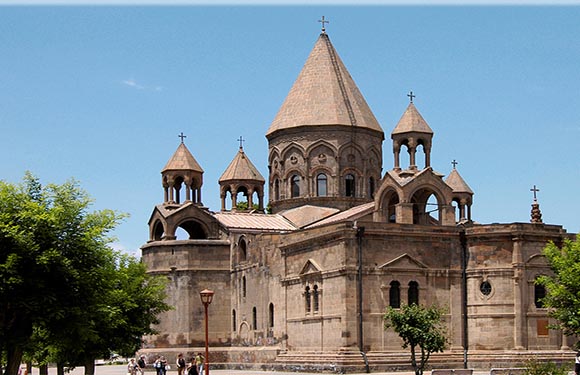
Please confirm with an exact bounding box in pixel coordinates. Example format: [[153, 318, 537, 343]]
[[523, 358, 569, 375]]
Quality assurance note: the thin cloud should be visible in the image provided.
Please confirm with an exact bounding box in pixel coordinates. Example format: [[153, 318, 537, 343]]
[[121, 78, 163, 92]]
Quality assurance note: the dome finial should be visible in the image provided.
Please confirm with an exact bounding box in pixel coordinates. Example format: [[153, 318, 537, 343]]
[[530, 185, 543, 223], [237, 135, 245, 150], [178, 132, 187, 144], [318, 16, 329, 34], [407, 90, 416, 103], [451, 159, 458, 169]]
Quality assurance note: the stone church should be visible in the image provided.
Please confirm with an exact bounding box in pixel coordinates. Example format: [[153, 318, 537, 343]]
[[140, 28, 575, 372]]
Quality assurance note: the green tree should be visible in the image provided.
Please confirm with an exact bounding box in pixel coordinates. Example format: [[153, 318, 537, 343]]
[[383, 304, 448, 375], [536, 235, 580, 337], [0, 173, 170, 375]]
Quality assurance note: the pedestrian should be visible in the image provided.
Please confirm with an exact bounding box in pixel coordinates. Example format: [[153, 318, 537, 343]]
[[137, 355, 147, 374], [176, 353, 186, 375], [194, 353, 204, 375], [186, 357, 198, 375], [128, 359, 140, 375], [159, 356, 168, 375], [575, 351, 580, 375]]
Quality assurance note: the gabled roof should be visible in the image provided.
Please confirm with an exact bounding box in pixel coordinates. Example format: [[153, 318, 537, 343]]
[[305, 202, 375, 229], [266, 33, 383, 137], [213, 211, 296, 231], [445, 168, 474, 194], [279, 205, 340, 228], [162, 143, 204, 173], [219, 147, 265, 183], [392, 103, 433, 135]]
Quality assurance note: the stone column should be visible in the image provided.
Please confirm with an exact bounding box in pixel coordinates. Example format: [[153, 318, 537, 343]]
[[513, 237, 526, 349]]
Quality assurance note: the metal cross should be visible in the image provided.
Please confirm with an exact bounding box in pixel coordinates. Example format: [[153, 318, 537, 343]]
[[178, 132, 187, 144], [318, 16, 329, 33], [530, 185, 540, 201], [407, 91, 416, 103], [237, 135, 245, 149], [451, 159, 458, 169]]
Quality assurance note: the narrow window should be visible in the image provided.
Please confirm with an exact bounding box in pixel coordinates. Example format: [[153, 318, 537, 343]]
[[232, 309, 237, 331], [535, 284, 546, 308], [408, 281, 419, 305], [291, 175, 300, 198], [305, 286, 311, 313], [252, 306, 257, 330], [369, 177, 375, 198], [316, 173, 327, 197], [389, 281, 400, 308], [269, 303, 274, 328], [239, 238, 247, 261], [345, 174, 355, 197], [242, 276, 246, 298], [313, 285, 320, 312], [274, 179, 280, 200]]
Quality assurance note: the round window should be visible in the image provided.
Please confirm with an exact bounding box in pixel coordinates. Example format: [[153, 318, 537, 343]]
[[480, 281, 492, 296]]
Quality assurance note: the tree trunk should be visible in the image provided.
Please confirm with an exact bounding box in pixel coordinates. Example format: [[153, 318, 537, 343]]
[[6, 344, 23, 375], [56, 363, 65, 375], [84, 358, 96, 375], [39, 364, 48, 375]]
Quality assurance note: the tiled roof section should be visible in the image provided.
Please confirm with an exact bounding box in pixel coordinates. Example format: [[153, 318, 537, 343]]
[[279, 205, 340, 228], [214, 212, 296, 231], [219, 147, 265, 182], [445, 168, 474, 194], [266, 33, 383, 137], [392, 103, 433, 135], [162, 143, 204, 173], [305, 202, 375, 228]]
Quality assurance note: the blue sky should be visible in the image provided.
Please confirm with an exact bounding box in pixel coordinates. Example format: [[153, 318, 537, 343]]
[[1, 4, 579, 255]]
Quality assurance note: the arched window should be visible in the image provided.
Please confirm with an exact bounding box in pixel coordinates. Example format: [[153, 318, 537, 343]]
[[535, 283, 546, 308], [389, 281, 400, 308], [408, 281, 419, 305], [316, 173, 327, 197], [252, 306, 257, 330], [269, 303, 274, 328], [345, 174, 355, 197], [239, 238, 247, 262], [232, 309, 237, 331], [313, 285, 320, 312], [291, 175, 300, 198], [369, 177, 375, 198], [305, 286, 311, 313], [242, 276, 246, 298], [274, 179, 280, 200]]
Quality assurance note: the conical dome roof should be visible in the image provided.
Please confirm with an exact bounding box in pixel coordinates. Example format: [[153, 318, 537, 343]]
[[392, 103, 433, 135], [162, 143, 204, 173], [445, 168, 473, 194], [266, 33, 383, 137], [219, 147, 265, 183]]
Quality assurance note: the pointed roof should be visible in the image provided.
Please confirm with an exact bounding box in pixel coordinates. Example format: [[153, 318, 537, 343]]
[[445, 168, 473, 194], [219, 147, 265, 183], [392, 103, 433, 135], [266, 33, 383, 137], [162, 143, 204, 173]]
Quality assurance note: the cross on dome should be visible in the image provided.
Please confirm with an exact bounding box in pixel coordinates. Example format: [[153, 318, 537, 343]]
[[178, 132, 187, 144], [530, 185, 540, 201], [451, 159, 458, 169], [318, 16, 329, 34], [407, 91, 416, 103], [237, 135, 245, 149]]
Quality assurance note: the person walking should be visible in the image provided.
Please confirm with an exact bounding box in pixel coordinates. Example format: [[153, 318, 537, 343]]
[[186, 357, 198, 375], [137, 355, 146, 374], [128, 359, 140, 375], [575, 351, 580, 375], [194, 353, 204, 375], [176, 353, 186, 375]]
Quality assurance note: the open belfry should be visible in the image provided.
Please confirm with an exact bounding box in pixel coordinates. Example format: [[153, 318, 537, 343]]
[[141, 24, 575, 372]]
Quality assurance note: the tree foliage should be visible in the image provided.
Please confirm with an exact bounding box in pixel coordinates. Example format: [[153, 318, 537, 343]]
[[383, 304, 448, 375], [0, 173, 170, 375], [536, 235, 580, 337]]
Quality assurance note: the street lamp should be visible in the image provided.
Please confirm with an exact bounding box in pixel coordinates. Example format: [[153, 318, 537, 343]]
[[199, 289, 214, 375]]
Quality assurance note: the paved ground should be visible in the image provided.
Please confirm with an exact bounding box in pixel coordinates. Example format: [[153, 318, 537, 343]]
[[28, 364, 491, 375]]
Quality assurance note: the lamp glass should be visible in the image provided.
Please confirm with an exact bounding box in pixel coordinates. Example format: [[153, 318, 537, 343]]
[[200, 289, 215, 305]]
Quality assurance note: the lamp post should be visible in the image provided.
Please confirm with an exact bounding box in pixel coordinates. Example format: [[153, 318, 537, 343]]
[[199, 289, 214, 375]]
